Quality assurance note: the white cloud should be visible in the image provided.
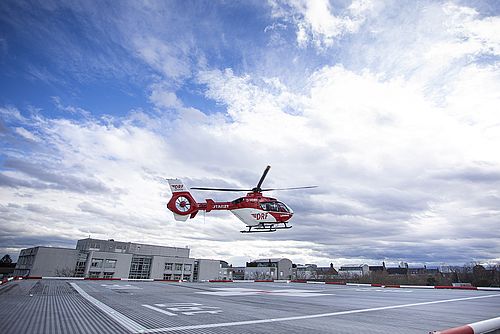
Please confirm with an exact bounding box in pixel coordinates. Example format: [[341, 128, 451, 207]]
[[270, 0, 375, 49], [52, 96, 91, 118], [149, 82, 184, 110], [442, 2, 500, 56], [417, 1, 500, 80], [0, 106, 26, 122], [14, 127, 39, 142], [133, 36, 192, 80], [339, 1, 500, 91]]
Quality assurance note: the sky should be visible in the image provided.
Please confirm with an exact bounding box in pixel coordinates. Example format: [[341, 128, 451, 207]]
[[1, 0, 499, 267]]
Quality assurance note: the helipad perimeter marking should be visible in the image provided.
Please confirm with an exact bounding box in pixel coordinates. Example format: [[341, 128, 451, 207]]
[[70, 283, 147, 333], [140, 293, 500, 333], [355, 288, 413, 293]]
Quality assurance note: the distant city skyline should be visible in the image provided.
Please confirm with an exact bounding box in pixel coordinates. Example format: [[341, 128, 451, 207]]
[[1, 1, 499, 266]]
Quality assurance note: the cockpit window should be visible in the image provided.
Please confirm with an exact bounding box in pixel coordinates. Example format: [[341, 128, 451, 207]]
[[260, 201, 291, 212], [280, 202, 293, 213]]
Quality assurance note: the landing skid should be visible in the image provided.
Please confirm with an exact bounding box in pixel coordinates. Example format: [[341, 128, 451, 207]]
[[240, 223, 292, 233]]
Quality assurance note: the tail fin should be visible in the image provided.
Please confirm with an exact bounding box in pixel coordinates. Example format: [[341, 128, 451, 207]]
[[168, 178, 188, 193], [166, 179, 198, 221]]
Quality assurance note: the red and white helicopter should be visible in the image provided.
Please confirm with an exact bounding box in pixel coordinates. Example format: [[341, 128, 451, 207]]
[[166, 166, 316, 233]]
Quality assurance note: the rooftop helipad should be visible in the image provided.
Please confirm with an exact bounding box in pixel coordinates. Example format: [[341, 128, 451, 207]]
[[1, 279, 499, 333]]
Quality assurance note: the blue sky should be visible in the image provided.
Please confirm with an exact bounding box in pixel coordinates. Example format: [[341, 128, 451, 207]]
[[1, 0, 500, 267]]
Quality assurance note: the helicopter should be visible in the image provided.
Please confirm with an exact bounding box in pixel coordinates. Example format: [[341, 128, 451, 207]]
[[166, 166, 316, 233]]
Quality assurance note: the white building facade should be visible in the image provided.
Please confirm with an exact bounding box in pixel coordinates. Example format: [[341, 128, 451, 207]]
[[338, 264, 369, 278], [14, 238, 226, 281]]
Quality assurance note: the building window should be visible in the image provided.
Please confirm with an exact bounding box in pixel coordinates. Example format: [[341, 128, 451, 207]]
[[74, 261, 86, 277], [129, 256, 152, 279], [175, 263, 183, 271], [173, 274, 181, 280], [183, 274, 191, 281], [184, 264, 192, 271], [91, 259, 103, 268], [104, 259, 117, 268], [89, 272, 100, 278], [193, 261, 199, 281], [103, 272, 114, 278], [165, 263, 173, 271], [163, 274, 172, 280]]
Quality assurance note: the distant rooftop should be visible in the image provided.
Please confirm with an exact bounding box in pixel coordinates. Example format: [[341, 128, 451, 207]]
[[252, 258, 290, 262], [341, 264, 367, 268]]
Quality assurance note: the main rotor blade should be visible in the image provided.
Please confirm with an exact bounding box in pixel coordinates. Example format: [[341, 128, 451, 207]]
[[190, 187, 252, 192], [255, 165, 271, 191], [260, 186, 318, 191]]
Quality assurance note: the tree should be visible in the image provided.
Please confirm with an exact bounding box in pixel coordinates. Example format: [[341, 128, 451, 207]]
[[472, 264, 491, 287], [0, 254, 12, 264], [426, 276, 436, 286]]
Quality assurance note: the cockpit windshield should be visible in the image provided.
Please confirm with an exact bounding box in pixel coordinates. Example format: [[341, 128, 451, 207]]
[[260, 201, 292, 213]]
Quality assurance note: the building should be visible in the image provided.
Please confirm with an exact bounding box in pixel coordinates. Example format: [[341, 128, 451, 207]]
[[387, 267, 408, 275], [338, 264, 369, 278], [244, 258, 292, 280], [291, 263, 339, 281], [408, 264, 427, 275], [219, 261, 233, 281], [232, 266, 245, 280], [369, 262, 386, 273], [294, 264, 318, 280], [74, 238, 193, 280], [194, 259, 233, 281], [316, 264, 338, 280], [15, 247, 81, 277], [425, 265, 440, 275], [14, 238, 227, 281]]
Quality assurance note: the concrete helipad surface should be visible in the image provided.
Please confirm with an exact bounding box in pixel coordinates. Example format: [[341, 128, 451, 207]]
[[1, 279, 499, 333]]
